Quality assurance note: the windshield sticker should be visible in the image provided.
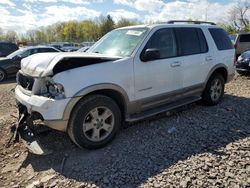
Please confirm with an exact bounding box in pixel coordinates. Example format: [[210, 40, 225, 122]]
[[126, 30, 143, 36]]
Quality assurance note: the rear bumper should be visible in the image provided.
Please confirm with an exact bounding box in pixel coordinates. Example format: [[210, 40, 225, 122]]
[[15, 85, 70, 132], [236, 62, 250, 72]]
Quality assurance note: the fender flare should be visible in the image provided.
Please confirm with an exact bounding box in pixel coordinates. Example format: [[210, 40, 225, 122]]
[[62, 83, 130, 122]]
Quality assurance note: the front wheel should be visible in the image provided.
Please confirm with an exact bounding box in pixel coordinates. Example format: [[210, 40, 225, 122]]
[[68, 95, 121, 149], [202, 73, 225, 106]]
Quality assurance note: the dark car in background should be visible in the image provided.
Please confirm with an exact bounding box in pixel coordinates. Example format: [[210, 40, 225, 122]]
[[77, 46, 90, 52], [0, 46, 60, 82], [236, 49, 250, 75], [0, 42, 19, 57]]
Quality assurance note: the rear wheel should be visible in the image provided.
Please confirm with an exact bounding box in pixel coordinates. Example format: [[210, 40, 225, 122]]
[[202, 73, 225, 106], [0, 69, 6, 82], [68, 95, 121, 149]]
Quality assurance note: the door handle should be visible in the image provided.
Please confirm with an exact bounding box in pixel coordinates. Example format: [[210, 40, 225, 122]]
[[171, 61, 181, 67], [206, 56, 213, 61]]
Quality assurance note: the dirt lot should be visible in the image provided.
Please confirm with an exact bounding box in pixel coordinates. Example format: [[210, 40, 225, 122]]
[[0, 75, 250, 188]]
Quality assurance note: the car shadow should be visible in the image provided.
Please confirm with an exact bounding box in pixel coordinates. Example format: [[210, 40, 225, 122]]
[[18, 94, 250, 187]]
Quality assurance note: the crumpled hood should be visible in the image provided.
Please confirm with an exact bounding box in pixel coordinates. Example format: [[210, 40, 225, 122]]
[[21, 52, 121, 77]]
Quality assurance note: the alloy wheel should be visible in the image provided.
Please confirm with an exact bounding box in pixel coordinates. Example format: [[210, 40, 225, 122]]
[[82, 106, 114, 142]]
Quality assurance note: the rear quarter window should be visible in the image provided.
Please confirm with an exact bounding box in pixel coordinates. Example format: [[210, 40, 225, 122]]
[[239, 34, 250, 42], [209, 28, 233, 50]]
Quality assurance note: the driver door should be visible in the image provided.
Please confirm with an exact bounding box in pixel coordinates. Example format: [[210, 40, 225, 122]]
[[134, 28, 183, 110]]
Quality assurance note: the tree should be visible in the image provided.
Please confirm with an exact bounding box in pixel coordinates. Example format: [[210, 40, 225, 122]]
[[0, 28, 4, 41], [229, 0, 250, 31], [116, 18, 139, 28], [99, 15, 115, 37], [5, 30, 18, 42]]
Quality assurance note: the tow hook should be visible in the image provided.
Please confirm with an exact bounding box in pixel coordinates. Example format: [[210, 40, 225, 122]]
[[6, 105, 52, 155]]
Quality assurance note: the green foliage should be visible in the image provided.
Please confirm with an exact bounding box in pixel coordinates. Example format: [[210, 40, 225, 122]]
[[1, 14, 249, 44]]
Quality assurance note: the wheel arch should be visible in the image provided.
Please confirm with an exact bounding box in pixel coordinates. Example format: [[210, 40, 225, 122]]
[[63, 83, 130, 124], [205, 64, 228, 85]]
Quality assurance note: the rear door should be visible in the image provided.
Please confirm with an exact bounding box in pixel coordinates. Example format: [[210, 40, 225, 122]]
[[175, 27, 212, 89]]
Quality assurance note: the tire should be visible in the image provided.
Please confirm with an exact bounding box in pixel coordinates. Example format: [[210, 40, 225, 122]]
[[0, 68, 6, 82], [202, 73, 225, 106], [68, 94, 121, 149]]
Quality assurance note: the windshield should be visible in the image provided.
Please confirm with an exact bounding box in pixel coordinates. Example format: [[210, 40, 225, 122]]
[[89, 27, 148, 57], [7, 48, 26, 59]]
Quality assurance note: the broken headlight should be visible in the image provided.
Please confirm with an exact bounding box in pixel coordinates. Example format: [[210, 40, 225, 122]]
[[47, 82, 65, 99]]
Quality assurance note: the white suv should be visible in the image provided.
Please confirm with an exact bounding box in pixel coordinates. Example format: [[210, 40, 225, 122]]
[[15, 21, 235, 152]]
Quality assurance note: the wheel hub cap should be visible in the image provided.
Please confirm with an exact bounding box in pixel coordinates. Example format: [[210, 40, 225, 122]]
[[83, 106, 114, 142]]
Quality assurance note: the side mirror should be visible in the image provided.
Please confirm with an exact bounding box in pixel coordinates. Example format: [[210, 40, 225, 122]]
[[141, 48, 160, 62]]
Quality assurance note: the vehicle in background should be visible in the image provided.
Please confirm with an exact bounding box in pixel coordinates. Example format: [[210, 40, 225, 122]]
[[236, 49, 250, 75], [0, 46, 60, 82], [61, 46, 81, 52], [0, 42, 19, 57], [229, 34, 237, 43], [232, 33, 250, 58], [77, 46, 90, 52], [49, 42, 76, 51], [81, 41, 95, 47]]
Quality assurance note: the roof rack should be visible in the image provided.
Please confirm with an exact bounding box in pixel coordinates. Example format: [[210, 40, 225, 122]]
[[166, 20, 216, 25]]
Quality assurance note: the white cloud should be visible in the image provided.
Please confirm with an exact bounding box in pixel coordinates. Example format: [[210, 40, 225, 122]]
[[134, 0, 164, 13], [113, 0, 134, 7], [0, 5, 101, 33], [0, 0, 15, 7], [143, 0, 236, 24], [108, 9, 140, 22]]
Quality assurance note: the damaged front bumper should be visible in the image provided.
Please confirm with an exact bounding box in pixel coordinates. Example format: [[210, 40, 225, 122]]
[[8, 103, 52, 155], [11, 85, 71, 155], [15, 85, 70, 131]]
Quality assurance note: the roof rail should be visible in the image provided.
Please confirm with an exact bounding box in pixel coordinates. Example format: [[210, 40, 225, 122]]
[[166, 20, 216, 25]]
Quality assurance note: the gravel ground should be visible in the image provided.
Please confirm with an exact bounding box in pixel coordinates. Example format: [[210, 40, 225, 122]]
[[0, 74, 249, 188]]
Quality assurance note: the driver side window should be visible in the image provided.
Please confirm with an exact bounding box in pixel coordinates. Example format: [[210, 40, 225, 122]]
[[146, 28, 177, 59]]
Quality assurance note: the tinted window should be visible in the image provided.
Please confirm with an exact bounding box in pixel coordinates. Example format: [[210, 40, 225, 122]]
[[239, 34, 250, 42], [197, 29, 208, 53], [209, 28, 233, 50], [175, 28, 206, 56], [145, 28, 177, 58]]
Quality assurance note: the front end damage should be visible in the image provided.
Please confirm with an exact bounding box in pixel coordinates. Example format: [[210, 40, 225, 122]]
[[7, 103, 52, 155]]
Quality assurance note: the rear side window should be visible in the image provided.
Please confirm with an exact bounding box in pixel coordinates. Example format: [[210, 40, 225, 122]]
[[175, 28, 208, 56], [239, 34, 250, 42], [209, 28, 233, 50]]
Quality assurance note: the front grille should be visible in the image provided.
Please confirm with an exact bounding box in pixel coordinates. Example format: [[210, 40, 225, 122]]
[[17, 72, 34, 91]]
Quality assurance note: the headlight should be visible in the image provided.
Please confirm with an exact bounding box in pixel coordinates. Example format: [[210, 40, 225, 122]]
[[238, 56, 242, 61], [46, 81, 65, 99]]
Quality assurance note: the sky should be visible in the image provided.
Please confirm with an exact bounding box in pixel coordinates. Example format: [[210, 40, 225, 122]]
[[0, 0, 241, 33]]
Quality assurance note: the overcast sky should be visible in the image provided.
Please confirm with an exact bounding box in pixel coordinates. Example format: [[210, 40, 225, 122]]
[[0, 0, 239, 33]]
